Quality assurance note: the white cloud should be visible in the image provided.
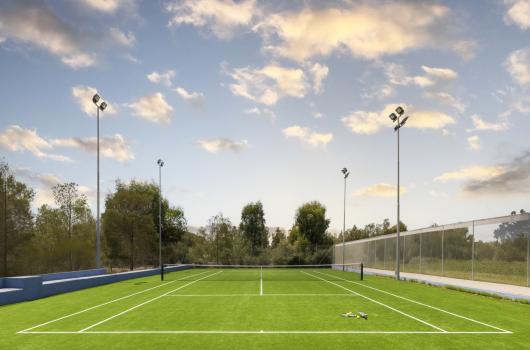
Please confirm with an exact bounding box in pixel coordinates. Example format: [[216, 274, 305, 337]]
[[434, 166, 506, 182], [13, 168, 61, 188], [147, 70, 175, 87], [308, 63, 329, 94], [362, 84, 394, 100], [0, 2, 96, 68], [224, 63, 308, 105], [78, 0, 137, 14], [127, 93, 174, 124], [470, 115, 508, 132], [197, 138, 248, 153], [353, 183, 406, 197], [0, 2, 137, 68], [421, 65, 458, 80], [495, 85, 530, 118], [504, 0, 530, 30], [423, 91, 466, 113], [452, 40, 477, 61], [175, 87, 205, 105], [341, 104, 456, 135], [255, 3, 459, 62], [166, 0, 258, 39], [467, 135, 481, 151], [109, 27, 136, 47], [0, 125, 70, 162], [51, 134, 134, 163], [72, 86, 117, 116], [505, 47, 530, 85], [282, 125, 333, 148], [244, 107, 276, 121]]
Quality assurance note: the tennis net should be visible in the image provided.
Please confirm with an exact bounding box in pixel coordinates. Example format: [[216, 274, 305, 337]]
[[161, 263, 363, 282]]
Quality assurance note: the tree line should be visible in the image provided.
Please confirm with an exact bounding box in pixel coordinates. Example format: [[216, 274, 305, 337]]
[[0, 161, 340, 276]]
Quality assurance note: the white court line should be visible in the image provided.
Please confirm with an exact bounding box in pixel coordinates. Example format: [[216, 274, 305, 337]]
[[19, 330, 510, 335], [260, 266, 263, 296], [17, 269, 211, 334], [163, 293, 354, 297], [78, 271, 223, 333], [302, 271, 447, 333], [316, 271, 512, 334]]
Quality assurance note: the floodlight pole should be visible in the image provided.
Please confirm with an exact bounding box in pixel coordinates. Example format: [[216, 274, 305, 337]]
[[341, 168, 349, 271], [158, 160, 164, 280], [389, 106, 407, 281], [92, 94, 107, 270], [396, 116, 401, 281], [342, 174, 346, 270], [96, 104, 101, 269], [2, 168, 7, 277]]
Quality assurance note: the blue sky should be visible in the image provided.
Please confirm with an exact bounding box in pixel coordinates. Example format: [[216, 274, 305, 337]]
[[0, 0, 529, 233]]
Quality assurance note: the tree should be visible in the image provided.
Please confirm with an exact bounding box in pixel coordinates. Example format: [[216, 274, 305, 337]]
[[294, 201, 330, 246], [0, 161, 35, 276], [271, 227, 286, 248], [52, 182, 89, 270], [103, 180, 157, 270], [239, 201, 268, 255]]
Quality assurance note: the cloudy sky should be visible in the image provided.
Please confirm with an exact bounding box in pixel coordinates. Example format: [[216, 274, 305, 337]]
[[0, 0, 529, 233]]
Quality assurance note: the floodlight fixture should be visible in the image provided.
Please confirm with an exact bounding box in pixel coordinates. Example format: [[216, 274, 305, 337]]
[[92, 94, 100, 104], [395, 106, 404, 116], [99, 102, 107, 111], [400, 116, 409, 126], [389, 113, 398, 122], [157, 159, 164, 167]]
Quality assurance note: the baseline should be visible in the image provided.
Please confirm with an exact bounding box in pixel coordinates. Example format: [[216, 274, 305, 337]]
[[302, 271, 447, 333], [316, 271, 512, 334]]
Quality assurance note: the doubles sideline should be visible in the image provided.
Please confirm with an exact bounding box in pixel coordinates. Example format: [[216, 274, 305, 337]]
[[17, 269, 214, 334], [302, 271, 447, 333], [315, 271, 512, 334]]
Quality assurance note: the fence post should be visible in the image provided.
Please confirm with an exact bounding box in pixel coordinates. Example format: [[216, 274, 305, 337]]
[[471, 221, 475, 281], [402, 235, 405, 272], [419, 232, 422, 274], [384, 239, 386, 270], [441, 227, 444, 276]]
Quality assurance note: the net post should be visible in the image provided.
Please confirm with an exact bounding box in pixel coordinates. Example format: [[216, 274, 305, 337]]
[[161, 263, 164, 281], [360, 263, 363, 281]]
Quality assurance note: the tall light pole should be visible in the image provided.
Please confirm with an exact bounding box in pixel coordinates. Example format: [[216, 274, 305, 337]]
[[389, 106, 408, 280], [157, 159, 164, 280], [92, 94, 107, 269], [2, 167, 7, 277], [341, 167, 350, 270]]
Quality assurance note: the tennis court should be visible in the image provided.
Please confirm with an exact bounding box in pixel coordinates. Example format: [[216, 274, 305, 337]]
[[13, 265, 517, 338]]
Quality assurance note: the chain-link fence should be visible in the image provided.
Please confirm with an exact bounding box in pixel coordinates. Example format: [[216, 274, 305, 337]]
[[334, 213, 530, 287]]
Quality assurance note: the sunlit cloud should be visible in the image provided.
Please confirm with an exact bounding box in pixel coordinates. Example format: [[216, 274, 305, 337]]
[[197, 138, 248, 153], [165, 0, 258, 39], [127, 93, 174, 124], [72, 86, 117, 116], [353, 183, 406, 197], [0, 125, 70, 162], [504, 0, 530, 30], [51, 134, 135, 163], [282, 125, 333, 148]]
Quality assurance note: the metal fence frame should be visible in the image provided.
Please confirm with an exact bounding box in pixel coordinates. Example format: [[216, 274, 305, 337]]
[[334, 213, 530, 287]]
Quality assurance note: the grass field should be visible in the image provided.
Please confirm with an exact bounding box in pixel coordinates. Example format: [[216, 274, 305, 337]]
[[1, 267, 530, 349]]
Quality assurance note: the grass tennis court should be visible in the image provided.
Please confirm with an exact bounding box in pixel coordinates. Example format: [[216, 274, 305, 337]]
[[2, 267, 530, 349]]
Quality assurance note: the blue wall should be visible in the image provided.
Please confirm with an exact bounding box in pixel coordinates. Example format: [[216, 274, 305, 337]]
[[0, 265, 189, 306]]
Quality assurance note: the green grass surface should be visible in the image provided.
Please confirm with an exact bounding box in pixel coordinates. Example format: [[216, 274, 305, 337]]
[[1, 267, 530, 349]]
